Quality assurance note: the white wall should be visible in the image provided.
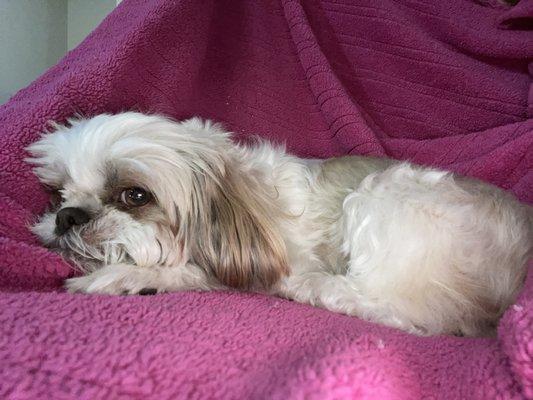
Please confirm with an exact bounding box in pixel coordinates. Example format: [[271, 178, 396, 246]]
[[0, 0, 67, 103], [0, 0, 117, 104], [67, 0, 116, 50]]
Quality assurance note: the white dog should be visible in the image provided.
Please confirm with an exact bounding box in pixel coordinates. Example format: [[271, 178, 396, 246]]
[[26, 112, 531, 336]]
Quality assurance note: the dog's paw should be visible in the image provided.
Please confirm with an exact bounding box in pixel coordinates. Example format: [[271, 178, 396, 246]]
[[138, 288, 158, 296], [65, 264, 159, 295]]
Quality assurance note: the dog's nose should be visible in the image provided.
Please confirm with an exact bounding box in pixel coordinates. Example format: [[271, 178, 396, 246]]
[[55, 207, 90, 235]]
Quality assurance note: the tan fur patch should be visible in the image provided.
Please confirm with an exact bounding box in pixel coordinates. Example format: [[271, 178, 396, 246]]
[[189, 163, 289, 289]]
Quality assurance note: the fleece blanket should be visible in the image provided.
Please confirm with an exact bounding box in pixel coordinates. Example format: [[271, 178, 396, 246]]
[[0, 0, 532, 398]]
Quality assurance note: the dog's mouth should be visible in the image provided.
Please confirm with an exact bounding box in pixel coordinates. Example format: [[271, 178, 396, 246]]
[[49, 225, 131, 273], [37, 208, 167, 270]]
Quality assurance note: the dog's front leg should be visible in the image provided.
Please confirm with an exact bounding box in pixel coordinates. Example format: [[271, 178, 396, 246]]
[[65, 263, 218, 295]]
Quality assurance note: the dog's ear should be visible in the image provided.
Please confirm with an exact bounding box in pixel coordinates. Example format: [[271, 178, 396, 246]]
[[189, 165, 289, 289]]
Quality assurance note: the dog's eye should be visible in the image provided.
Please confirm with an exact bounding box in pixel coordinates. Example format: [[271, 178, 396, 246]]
[[49, 191, 62, 207], [45, 187, 62, 208], [120, 187, 151, 207]]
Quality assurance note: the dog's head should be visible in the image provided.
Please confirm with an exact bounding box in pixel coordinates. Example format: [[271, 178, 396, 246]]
[[26, 112, 288, 288]]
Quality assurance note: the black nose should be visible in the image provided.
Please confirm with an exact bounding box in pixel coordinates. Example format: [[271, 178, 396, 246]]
[[55, 207, 90, 235]]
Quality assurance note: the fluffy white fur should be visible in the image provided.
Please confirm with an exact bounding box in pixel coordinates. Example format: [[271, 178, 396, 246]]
[[27, 112, 532, 336]]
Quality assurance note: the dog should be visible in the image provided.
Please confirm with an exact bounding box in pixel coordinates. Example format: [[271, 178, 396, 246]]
[[26, 112, 531, 336]]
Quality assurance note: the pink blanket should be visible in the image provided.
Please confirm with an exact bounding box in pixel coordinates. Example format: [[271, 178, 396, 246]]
[[1, 0, 532, 398]]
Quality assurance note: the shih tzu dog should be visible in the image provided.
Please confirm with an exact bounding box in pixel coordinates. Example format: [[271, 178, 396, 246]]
[[26, 112, 531, 336]]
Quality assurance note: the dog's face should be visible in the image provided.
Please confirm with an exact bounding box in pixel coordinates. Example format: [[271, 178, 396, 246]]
[[27, 113, 288, 287], [27, 113, 218, 271]]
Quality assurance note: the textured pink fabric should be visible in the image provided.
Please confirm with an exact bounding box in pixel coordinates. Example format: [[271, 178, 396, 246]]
[[0, 0, 532, 398]]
